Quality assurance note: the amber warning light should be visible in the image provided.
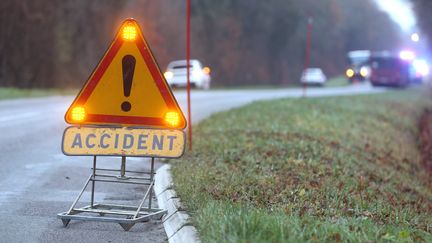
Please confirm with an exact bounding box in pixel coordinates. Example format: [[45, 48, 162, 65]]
[[71, 107, 86, 122], [122, 24, 137, 41], [164, 111, 180, 127]]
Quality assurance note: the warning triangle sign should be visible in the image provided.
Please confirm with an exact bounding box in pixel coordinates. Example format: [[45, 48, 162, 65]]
[[65, 19, 186, 129]]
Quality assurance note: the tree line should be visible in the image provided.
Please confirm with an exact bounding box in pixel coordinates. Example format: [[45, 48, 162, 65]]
[[0, 0, 402, 88], [412, 0, 432, 51]]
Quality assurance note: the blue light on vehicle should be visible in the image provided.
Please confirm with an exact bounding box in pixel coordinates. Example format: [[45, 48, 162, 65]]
[[413, 59, 429, 77]]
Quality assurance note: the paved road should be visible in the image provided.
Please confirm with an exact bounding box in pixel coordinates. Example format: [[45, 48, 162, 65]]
[[0, 83, 384, 242]]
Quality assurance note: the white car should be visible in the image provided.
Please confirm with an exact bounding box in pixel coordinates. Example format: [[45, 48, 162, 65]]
[[164, 60, 211, 89], [300, 68, 326, 86]]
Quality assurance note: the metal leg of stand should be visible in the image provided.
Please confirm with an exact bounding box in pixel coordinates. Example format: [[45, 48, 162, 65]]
[[133, 157, 155, 219], [67, 174, 93, 215], [62, 173, 93, 226], [120, 156, 126, 178], [148, 157, 155, 209], [90, 156, 96, 208], [133, 180, 154, 219]]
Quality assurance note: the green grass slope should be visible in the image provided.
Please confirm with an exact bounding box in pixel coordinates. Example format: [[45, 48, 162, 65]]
[[0, 87, 77, 100], [171, 89, 432, 242]]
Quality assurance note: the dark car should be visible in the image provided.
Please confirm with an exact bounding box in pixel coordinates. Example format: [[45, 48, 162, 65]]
[[369, 54, 411, 87], [346, 50, 371, 83]]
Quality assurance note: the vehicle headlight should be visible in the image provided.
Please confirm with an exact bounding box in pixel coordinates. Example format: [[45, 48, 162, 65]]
[[346, 68, 354, 78], [360, 67, 368, 77], [164, 71, 173, 80]]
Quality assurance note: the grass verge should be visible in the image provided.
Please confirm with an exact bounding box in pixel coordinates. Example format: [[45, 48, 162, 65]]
[[209, 75, 349, 90], [0, 87, 77, 100], [325, 75, 350, 87], [171, 88, 432, 242]]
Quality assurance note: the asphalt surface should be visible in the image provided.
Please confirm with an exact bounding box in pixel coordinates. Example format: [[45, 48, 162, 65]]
[[0, 83, 384, 242]]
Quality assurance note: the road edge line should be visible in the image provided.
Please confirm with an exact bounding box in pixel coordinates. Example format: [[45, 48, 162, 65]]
[[155, 163, 201, 243]]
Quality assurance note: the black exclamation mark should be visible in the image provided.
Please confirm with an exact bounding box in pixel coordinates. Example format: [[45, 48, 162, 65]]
[[121, 55, 136, 112]]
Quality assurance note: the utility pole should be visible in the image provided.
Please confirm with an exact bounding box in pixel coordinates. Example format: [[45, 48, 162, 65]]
[[303, 15, 313, 98]]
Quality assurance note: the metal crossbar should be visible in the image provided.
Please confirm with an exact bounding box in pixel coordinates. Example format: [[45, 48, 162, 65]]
[[57, 156, 166, 231]]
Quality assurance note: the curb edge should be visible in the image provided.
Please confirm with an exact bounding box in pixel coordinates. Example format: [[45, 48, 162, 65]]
[[155, 164, 201, 243]]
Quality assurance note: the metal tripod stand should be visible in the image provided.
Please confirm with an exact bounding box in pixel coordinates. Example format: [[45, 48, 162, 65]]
[[57, 156, 166, 231]]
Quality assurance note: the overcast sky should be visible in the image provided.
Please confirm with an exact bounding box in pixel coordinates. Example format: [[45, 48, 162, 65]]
[[374, 0, 417, 33]]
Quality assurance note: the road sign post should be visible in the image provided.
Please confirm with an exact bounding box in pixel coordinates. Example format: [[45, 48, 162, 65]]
[[58, 19, 187, 231], [303, 15, 313, 98], [186, 0, 192, 151]]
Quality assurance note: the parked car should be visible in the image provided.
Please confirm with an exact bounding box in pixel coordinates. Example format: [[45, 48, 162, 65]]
[[300, 68, 326, 86], [164, 60, 211, 89], [369, 53, 410, 87]]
